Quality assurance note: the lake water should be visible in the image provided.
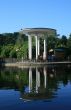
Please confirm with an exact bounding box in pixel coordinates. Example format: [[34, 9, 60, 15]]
[[0, 65, 71, 110]]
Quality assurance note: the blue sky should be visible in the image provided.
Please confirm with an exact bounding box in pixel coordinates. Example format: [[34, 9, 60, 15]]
[[0, 0, 71, 37]]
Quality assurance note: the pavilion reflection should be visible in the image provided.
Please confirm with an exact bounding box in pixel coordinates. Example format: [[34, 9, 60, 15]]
[[28, 67, 47, 93], [21, 66, 57, 101]]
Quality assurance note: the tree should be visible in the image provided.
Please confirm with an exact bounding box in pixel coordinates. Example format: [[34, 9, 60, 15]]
[[9, 49, 17, 58], [67, 34, 71, 48], [61, 35, 67, 46], [47, 35, 57, 50], [0, 46, 2, 56], [67, 34, 71, 55], [16, 33, 26, 46], [0, 45, 13, 58]]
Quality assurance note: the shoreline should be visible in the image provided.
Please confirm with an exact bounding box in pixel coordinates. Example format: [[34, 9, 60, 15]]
[[1, 61, 71, 68]]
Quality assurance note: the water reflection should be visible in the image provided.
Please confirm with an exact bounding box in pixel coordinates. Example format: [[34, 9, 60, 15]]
[[28, 67, 48, 93], [0, 65, 71, 101]]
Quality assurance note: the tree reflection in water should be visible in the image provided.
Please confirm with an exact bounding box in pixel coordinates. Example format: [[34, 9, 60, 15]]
[[0, 64, 71, 101]]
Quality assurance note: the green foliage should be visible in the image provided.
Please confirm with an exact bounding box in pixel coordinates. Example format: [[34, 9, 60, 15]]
[[67, 34, 71, 48], [9, 49, 17, 58], [16, 33, 24, 46], [67, 34, 71, 55], [0, 33, 17, 46], [61, 35, 67, 46], [15, 41, 28, 59], [55, 35, 67, 48], [0, 46, 2, 56], [47, 35, 57, 50], [0, 32, 27, 46], [0, 45, 13, 58]]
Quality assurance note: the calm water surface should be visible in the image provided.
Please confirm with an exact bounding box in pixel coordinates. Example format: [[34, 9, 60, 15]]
[[0, 65, 71, 110]]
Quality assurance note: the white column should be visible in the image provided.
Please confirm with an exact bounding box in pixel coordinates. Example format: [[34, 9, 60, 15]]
[[44, 67, 47, 88], [36, 68, 40, 93], [36, 68, 38, 93], [35, 36, 38, 60], [28, 35, 32, 60], [29, 68, 32, 93], [38, 38, 40, 56], [38, 71, 40, 87], [43, 38, 47, 60]]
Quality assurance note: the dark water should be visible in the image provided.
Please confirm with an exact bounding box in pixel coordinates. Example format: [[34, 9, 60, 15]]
[[0, 65, 71, 110]]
